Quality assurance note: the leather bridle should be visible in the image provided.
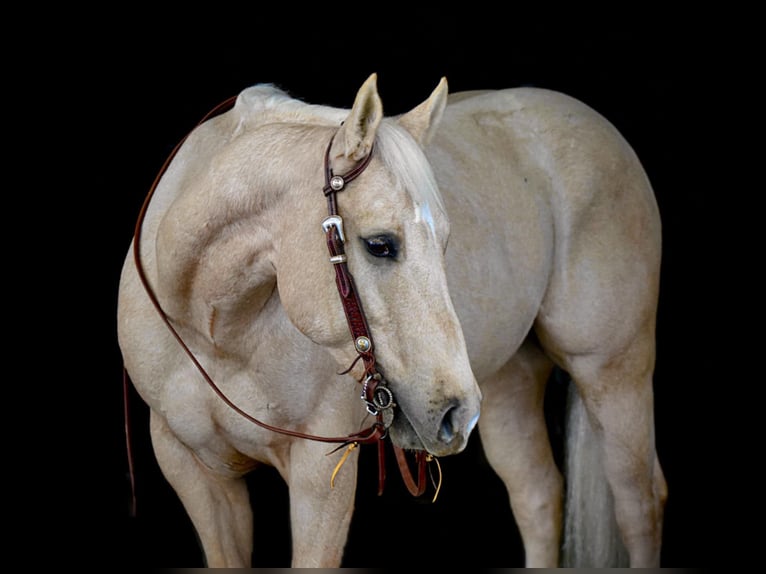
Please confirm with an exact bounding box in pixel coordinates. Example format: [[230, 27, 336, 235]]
[[124, 94, 438, 506]]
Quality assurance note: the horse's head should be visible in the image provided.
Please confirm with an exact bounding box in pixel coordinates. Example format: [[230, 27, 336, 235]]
[[276, 74, 481, 456]]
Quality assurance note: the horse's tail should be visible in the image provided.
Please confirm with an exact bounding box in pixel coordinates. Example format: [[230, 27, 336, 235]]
[[560, 380, 629, 567]]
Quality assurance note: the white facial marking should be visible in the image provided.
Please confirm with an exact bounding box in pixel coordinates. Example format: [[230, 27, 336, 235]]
[[414, 200, 436, 237]]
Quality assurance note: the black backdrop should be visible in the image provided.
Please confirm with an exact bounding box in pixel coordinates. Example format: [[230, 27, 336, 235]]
[[68, 16, 743, 569]]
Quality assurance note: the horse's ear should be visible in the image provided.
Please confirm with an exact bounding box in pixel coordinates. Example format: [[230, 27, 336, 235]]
[[397, 76, 448, 146], [336, 73, 383, 161]]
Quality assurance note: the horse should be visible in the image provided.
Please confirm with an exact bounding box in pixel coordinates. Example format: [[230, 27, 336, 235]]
[[117, 73, 667, 567]]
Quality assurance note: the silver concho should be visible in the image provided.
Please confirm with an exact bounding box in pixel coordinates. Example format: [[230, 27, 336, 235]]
[[354, 336, 372, 353], [330, 175, 345, 191]]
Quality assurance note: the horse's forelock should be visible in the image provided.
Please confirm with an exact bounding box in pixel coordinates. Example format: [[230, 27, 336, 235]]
[[375, 121, 446, 225]]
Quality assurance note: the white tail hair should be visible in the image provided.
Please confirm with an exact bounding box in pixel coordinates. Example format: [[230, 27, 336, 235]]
[[561, 381, 629, 567]]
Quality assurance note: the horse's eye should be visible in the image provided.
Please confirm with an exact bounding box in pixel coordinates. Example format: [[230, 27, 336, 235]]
[[362, 235, 398, 259]]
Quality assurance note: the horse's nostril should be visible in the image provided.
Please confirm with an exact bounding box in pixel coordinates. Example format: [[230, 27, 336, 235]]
[[439, 404, 458, 443]]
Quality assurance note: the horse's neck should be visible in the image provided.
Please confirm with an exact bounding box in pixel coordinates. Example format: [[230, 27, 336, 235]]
[[148, 120, 328, 350]]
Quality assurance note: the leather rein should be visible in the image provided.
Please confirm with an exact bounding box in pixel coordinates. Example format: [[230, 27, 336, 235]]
[[126, 95, 438, 503]]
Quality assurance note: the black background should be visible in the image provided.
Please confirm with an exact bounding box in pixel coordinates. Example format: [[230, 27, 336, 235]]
[[58, 12, 746, 569]]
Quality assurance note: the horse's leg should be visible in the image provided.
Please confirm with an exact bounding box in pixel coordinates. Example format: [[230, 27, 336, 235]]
[[149, 410, 253, 567], [286, 439, 359, 567], [564, 330, 667, 568], [478, 340, 563, 567]]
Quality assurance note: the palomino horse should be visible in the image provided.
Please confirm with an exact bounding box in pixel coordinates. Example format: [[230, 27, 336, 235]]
[[117, 73, 666, 567]]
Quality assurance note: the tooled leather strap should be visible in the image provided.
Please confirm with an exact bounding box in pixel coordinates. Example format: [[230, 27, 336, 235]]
[[321, 135, 390, 493], [322, 133, 431, 498], [321, 137, 377, 375]]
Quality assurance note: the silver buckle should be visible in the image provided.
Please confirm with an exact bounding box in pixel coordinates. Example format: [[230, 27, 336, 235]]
[[322, 215, 345, 243]]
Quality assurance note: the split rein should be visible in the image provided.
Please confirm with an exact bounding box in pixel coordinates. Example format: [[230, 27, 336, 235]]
[[125, 95, 441, 506]]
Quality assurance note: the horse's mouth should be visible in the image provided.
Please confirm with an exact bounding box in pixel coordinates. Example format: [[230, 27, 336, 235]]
[[388, 407, 428, 452], [358, 378, 428, 452], [389, 402, 466, 457]]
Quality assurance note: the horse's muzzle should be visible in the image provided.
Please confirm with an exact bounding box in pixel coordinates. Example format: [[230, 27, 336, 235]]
[[390, 395, 481, 457]]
